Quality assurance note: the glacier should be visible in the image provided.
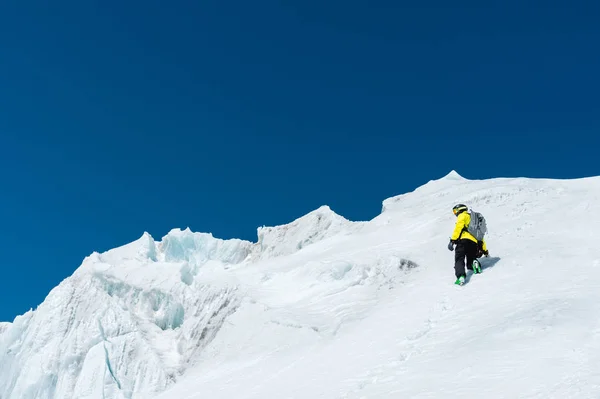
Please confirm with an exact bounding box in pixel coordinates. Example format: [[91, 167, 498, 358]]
[[2, 171, 600, 399]]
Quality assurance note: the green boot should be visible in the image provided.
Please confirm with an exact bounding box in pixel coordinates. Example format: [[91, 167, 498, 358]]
[[473, 259, 482, 274], [454, 276, 466, 285]]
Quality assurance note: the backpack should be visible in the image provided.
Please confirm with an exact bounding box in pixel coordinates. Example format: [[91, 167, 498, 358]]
[[466, 211, 487, 242]]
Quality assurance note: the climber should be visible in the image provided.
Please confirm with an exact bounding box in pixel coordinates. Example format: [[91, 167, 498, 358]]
[[447, 204, 489, 285]]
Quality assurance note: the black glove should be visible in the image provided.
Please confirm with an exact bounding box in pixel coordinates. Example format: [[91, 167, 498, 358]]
[[447, 240, 455, 251], [483, 250, 489, 257]]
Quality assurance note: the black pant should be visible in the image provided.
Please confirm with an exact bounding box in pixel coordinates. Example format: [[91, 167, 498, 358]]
[[454, 239, 478, 278]]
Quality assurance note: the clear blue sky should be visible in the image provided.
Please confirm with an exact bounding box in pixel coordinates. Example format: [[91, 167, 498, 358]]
[[1, 1, 599, 322]]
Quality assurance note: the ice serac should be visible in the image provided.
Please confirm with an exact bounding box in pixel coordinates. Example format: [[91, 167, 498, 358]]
[[0, 322, 10, 335], [255, 205, 354, 258], [0, 231, 250, 399], [160, 228, 252, 264]]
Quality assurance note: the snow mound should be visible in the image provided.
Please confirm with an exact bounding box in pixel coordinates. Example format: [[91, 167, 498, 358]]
[[254, 205, 355, 259]]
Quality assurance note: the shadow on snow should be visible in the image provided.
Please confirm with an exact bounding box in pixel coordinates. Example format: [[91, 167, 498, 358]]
[[480, 256, 501, 270], [465, 256, 501, 283]]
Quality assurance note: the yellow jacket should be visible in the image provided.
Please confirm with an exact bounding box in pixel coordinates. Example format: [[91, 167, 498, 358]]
[[451, 212, 488, 251]]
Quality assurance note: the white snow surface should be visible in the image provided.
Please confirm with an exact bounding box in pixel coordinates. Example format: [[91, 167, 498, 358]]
[[253, 205, 358, 260], [2, 171, 600, 399], [0, 322, 10, 336]]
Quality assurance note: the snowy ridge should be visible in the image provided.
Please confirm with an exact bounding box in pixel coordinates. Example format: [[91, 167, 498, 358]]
[[2, 171, 600, 399], [253, 205, 357, 259]]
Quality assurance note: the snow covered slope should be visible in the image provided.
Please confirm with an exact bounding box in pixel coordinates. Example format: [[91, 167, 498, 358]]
[[2, 171, 600, 399], [0, 206, 355, 399]]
